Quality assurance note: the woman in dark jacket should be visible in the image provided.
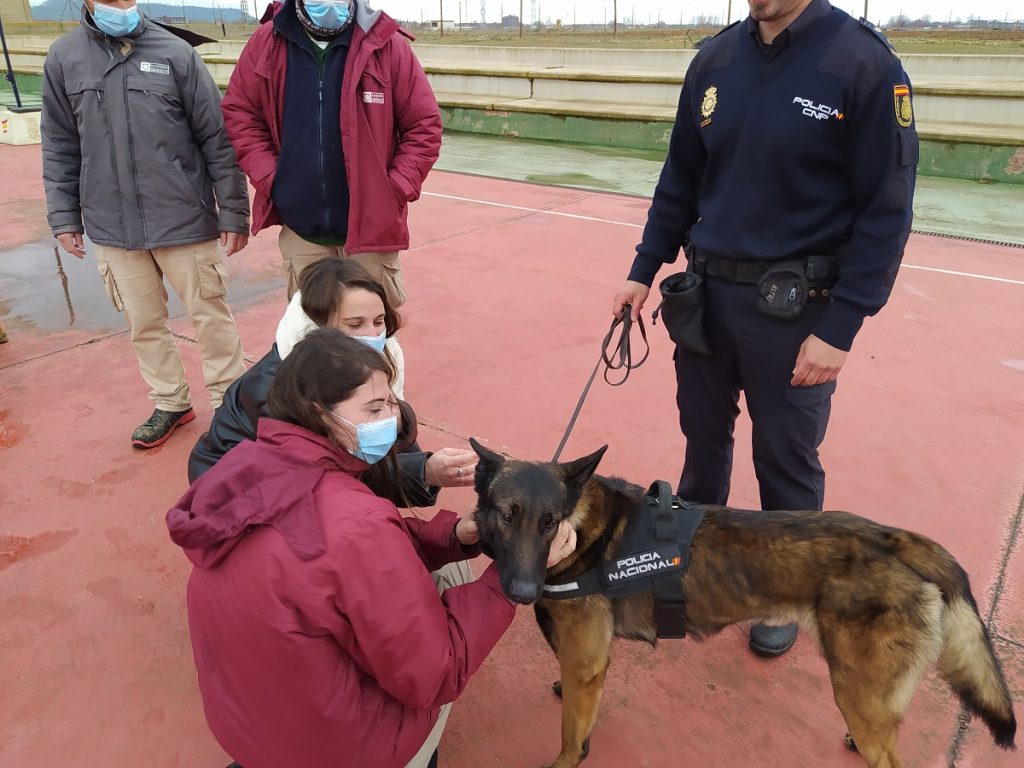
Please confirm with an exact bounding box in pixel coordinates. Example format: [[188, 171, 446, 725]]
[[187, 258, 474, 508]]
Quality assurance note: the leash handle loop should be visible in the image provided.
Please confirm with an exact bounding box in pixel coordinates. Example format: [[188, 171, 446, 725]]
[[600, 309, 650, 387], [552, 304, 650, 462]]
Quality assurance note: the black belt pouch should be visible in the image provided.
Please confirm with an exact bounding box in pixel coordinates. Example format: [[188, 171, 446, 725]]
[[652, 271, 711, 355], [756, 260, 809, 319]]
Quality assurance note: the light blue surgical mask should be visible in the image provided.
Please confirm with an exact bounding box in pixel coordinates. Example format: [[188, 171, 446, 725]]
[[352, 331, 387, 354], [303, 0, 351, 29], [92, 3, 141, 37], [332, 412, 398, 465]]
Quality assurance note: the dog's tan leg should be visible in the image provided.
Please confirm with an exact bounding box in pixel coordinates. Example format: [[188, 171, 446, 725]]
[[830, 690, 903, 768], [819, 578, 942, 768], [826, 638, 916, 768], [544, 602, 614, 768]]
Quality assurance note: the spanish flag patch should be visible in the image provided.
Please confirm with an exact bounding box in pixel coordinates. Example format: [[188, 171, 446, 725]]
[[893, 84, 913, 128]]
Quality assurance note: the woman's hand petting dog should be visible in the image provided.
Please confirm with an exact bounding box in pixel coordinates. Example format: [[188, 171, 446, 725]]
[[456, 518, 577, 568], [425, 448, 478, 487], [455, 516, 480, 546], [547, 521, 577, 568]]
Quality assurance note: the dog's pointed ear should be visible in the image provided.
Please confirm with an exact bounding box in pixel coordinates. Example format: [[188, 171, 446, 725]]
[[469, 437, 505, 494], [558, 445, 608, 494]]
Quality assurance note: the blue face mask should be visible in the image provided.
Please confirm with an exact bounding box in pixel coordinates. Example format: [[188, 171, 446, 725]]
[[303, 0, 351, 29], [352, 331, 387, 354], [332, 413, 397, 465], [92, 3, 141, 37]]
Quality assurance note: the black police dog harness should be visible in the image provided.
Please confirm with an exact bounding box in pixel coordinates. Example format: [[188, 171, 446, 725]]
[[541, 481, 706, 639]]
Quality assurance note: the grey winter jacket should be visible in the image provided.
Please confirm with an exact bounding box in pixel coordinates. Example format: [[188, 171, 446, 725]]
[[41, 11, 249, 250]]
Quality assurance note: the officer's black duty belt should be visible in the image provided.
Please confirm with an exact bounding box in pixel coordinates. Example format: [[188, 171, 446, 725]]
[[693, 249, 839, 299], [541, 481, 705, 639]]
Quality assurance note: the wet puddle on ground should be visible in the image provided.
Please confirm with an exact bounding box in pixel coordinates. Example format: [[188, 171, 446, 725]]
[[0, 237, 283, 337]]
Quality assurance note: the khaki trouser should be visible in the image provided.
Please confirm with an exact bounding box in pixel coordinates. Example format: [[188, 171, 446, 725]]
[[279, 226, 407, 395], [95, 241, 245, 412], [278, 226, 407, 308], [402, 559, 476, 768]]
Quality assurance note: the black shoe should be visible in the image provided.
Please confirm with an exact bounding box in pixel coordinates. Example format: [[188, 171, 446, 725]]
[[749, 623, 798, 657], [131, 407, 195, 449]]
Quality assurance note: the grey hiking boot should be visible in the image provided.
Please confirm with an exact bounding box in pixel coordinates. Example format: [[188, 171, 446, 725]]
[[131, 408, 195, 449]]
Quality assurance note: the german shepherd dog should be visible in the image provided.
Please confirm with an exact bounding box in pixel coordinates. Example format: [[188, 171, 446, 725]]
[[468, 439, 1017, 768]]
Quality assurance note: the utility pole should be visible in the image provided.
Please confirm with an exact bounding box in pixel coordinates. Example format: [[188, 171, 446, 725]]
[[440, 0, 444, 36], [519, 0, 523, 37], [613, 0, 617, 34]]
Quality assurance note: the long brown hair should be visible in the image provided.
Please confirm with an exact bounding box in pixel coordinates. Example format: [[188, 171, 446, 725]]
[[267, 327, 391, 437], [267, 328, 406, 500]]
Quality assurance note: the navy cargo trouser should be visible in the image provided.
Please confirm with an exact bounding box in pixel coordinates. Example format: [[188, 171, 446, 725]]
[[675, 277, 836, 512]]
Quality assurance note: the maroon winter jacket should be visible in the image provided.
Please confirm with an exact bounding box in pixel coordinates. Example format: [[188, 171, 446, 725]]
[[167, 419, 515, 768], [221, 1, 441, 251]]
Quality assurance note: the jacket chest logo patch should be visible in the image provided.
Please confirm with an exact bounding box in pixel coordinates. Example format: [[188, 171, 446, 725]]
[[700, 86, 717, 127], [362, 91, 385, 105], [893, 84, 913, 127], [140, 62, 170, 75], [792, 96, 844, 122]]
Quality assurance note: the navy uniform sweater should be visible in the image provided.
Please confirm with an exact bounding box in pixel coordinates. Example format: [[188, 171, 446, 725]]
[[630, 0, 918, 351]]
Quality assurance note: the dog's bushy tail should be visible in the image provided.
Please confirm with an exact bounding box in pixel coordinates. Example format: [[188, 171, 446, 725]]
[[892, 531, 1016, 749]]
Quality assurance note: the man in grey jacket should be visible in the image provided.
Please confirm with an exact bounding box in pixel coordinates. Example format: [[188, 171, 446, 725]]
[[42, 0, 250, 449]]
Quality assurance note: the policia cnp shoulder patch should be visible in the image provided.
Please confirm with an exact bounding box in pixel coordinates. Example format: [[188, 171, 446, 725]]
[[893, 84, 913, 127]]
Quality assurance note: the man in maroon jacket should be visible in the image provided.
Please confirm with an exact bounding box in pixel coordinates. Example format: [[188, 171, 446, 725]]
[[222, 0, 441, 361]]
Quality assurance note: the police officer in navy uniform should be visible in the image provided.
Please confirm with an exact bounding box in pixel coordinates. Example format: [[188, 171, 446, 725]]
[[613, 0, 918, 657]]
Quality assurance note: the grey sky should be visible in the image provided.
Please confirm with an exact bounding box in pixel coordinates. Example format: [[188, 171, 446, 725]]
[[288, 0, 1017, 25], [32, 0, 1024, 24]]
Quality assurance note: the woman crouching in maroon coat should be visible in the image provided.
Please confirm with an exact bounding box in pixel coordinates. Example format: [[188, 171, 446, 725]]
[[167, 328, 575, 768]]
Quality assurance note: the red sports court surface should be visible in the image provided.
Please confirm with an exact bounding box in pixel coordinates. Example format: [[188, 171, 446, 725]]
[[1, 143, 1022, 767]]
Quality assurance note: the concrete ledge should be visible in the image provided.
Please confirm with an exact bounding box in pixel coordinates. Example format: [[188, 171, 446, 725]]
[[0, 107, 41, 145], [439, 104, 675, 152], [422, 63, 686, 85], [438, 104, 1024, 184], [435, 93, 678, 121]]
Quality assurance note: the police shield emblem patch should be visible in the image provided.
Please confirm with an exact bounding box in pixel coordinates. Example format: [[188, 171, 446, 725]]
[[893, 84, 913, 128], [700, 86, 717, 127]]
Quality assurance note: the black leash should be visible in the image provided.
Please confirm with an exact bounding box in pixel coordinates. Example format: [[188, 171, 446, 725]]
[[551, 306, 650, 462]]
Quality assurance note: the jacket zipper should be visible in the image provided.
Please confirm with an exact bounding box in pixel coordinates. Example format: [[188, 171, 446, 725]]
[[122, 59, 148, 245], [318, 77, 329, 231], [101, 42, 130, 244]]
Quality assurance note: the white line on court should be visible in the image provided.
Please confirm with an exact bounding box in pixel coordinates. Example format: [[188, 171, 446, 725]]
[[424, 191, 644, 229], [424, 191, 1024, 286], [900, 265, 1024, 286]]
